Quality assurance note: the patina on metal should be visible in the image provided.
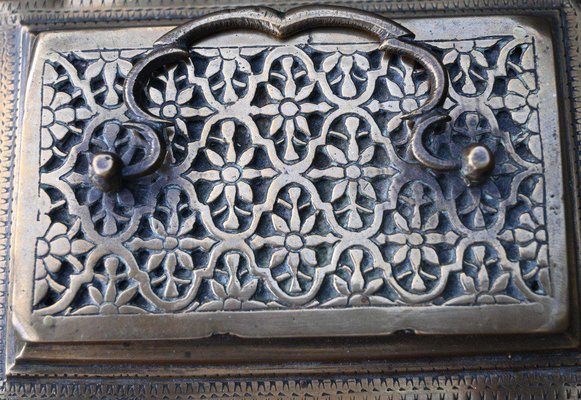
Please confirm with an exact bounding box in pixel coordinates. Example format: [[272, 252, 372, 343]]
[[96, 6, 495, 189], [4, 2, 578, 396]]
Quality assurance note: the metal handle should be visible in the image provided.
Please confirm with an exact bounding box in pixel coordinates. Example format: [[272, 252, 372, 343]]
[[97, 6, 494, 193]]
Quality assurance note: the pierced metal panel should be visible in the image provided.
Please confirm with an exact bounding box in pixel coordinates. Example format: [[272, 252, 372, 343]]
[[12, 9, 568, 343]]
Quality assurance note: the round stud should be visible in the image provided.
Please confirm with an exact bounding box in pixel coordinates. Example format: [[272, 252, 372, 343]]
[[90, 152, 123, 192], [461, 144, 495, 186]]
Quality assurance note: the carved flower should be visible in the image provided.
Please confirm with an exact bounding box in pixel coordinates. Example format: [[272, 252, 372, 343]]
[[440, 40, 491, 95], [500, 205, 549, 292], [429, 39, 499, 95], [72, 257, 145, 315], [127, 188, 216, 298], [77, 49, 143, 107], [147, 64, 213, 132], [501, 193, 547, 269], [41, 90, 74, 143], [488, 43, 541, 160], [489, 73, 541, 159], [490, 42, 536, 117], [450, 112, 493, 148], [442, 41, 488, 66], [367, 58, 429, 133], [323, 248, 391, 307], [307, 116, 396, 229], [36, 220, 93, 274], [497, 176, 551, 295], [446, 245, 517, 305], [252, 56, 333, 161], [380, 212, 440, 292], [321, 49, 372, 98], [251, 187, 339, 294], [489, 76, 538, 131], [196, 120, 277, 230], [195, 47, 262, 103], [41, 64, 92, 166], [454, 180, 502, 230], [376, 183, 458, 293], [34, 218, 94, 306], [83, 188, 135, 236], [513, 208, 548, 268], [198, 253, 266, 311]]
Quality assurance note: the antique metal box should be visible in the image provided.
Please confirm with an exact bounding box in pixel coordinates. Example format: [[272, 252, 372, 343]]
[[1, 1, 581, 398]]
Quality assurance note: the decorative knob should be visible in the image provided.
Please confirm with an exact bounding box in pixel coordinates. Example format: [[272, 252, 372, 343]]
[[461, 144, 495, 186], [87, 121, 166, 192], [90, 152, 124, 193]]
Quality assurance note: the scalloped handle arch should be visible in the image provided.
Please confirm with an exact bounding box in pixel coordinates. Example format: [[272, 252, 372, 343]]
[[112, 6, 494, 191], [124, 6, 448, 124]]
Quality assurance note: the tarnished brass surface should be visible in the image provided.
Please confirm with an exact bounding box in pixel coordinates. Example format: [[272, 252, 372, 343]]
[[13, 8, 568, 341], [1, 1, 581, 398]]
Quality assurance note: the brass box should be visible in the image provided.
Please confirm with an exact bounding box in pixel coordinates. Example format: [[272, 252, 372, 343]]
[[1, 1, 580, 398]]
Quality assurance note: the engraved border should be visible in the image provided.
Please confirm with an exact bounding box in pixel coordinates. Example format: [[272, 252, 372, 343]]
[[0, 0, 580, 398]]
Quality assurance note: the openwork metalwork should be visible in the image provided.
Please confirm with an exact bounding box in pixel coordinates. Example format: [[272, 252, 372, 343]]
[[121, 7, 497, 187], [4, 0, 581, 396], [13, 7, 567, 343]]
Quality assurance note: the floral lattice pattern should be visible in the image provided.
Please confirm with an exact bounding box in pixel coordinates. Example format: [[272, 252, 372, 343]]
[[34, 33, 551, 316]]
